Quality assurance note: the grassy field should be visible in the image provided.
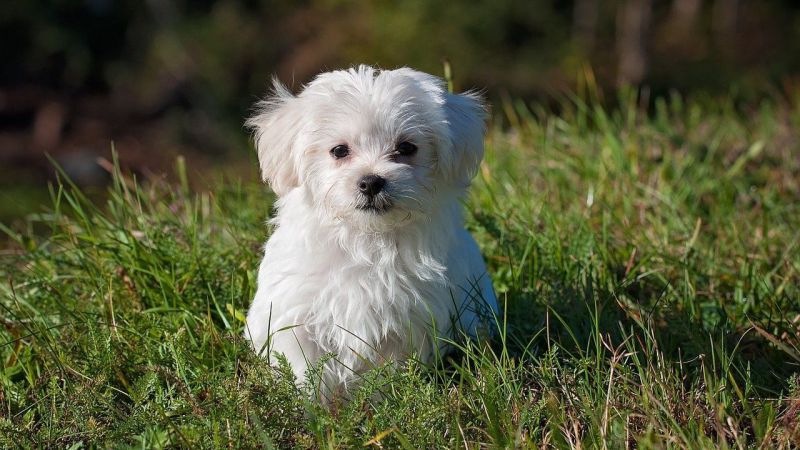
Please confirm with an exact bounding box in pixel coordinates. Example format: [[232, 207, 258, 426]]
[[1, 90, 799, 448]]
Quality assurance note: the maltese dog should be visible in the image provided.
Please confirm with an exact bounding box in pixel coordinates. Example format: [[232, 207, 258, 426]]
[[244, 65, 497, 399]]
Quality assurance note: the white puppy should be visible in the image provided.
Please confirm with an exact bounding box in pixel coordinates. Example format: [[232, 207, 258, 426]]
[[244, 65, 497, 399]]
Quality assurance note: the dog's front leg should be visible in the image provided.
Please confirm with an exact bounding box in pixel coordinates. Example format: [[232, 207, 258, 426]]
[[268, 325, 320, 385]]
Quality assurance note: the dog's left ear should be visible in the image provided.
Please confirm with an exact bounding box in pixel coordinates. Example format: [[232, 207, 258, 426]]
[[246, 79, 305, 196], [440, 91, 488, 187]]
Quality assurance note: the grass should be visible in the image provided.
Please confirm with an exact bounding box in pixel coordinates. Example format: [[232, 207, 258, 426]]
[[1, 88, 799, 448]]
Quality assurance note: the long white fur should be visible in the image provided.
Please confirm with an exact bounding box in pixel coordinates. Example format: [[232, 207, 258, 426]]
[[244, 66, 498, 399]]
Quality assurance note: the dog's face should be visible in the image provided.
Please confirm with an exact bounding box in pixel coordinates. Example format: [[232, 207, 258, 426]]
[[247, 66, 486, 230]]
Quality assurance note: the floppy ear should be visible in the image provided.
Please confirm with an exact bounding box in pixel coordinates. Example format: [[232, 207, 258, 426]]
[[246, 79, 304, 196], [440, 91, 488, 187]]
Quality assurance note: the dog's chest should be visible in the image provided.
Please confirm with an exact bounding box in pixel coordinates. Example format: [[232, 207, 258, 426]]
[[303, 246, 450, 356]]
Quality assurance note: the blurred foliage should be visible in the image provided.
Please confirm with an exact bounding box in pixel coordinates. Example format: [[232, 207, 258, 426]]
[[4, 0, 800, 111]]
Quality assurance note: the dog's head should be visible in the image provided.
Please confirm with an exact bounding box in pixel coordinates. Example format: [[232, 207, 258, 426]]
[[247, 66, 486, 230]]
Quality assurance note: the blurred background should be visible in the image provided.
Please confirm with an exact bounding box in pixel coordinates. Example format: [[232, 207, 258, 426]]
[[2, 0, 800, 222]]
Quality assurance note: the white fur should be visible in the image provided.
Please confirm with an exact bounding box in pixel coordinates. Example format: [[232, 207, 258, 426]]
[[244, 66, 497, 399]]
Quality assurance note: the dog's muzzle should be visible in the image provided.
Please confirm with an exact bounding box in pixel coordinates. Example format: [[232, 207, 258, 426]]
[[356, 174, 393, 214]]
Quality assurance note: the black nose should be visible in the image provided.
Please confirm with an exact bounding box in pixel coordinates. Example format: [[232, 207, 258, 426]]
[[358, 174, 385, 197]]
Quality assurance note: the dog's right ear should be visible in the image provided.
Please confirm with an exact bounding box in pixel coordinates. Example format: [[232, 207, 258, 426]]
[[246, 79, 304, 196]]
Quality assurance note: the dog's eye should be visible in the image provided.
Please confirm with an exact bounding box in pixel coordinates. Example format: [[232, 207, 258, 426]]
[[330, 144, 350, 159], [395, 141, 417, 156]]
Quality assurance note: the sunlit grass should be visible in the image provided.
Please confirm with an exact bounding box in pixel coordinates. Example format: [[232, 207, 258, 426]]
[[2, 91, 799, 448]]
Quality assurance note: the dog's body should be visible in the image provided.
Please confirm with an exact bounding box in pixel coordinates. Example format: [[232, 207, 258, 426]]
[[244, 66, 497, 397]]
